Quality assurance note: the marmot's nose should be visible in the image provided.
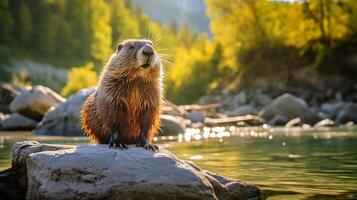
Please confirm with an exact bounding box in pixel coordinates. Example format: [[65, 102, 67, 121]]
[[142, 44, 154, 56]]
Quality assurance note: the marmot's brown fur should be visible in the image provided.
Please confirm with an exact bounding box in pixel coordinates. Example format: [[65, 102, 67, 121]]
[[80, 39, 163, 150]]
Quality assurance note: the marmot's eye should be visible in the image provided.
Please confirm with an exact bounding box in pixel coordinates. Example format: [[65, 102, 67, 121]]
[[129, 44, 135, 49]]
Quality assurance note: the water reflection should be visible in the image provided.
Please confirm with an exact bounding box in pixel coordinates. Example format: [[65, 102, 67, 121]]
[[1, 127, 357, 199], [159, 127, 357, 199]]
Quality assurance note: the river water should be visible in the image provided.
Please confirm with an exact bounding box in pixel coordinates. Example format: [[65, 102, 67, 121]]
[[1, 127, 356, 199]]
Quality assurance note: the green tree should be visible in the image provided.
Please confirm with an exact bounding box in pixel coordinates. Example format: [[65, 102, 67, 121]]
[[0, 0, 14, 44], [18, 2, 32, 44], [110, 0, 139, 46], [90, 0, 112, 62], [65, 0, 92, 61]]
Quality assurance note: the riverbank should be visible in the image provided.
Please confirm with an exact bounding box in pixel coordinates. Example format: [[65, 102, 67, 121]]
[[1, 84, 356, 135]]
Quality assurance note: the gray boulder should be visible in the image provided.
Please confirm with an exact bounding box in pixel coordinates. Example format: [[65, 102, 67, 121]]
[[2, 141, 260, 200], [227, 105, 257, 117], [34, 88, 95, 136], [159, 115, 186, 136], [253, 92, 272, 107], [267, 115, 289, 126], [0, 84, 18, 114], [336, 103, 357, 124], [260, 93, 321, 125], [186, 111, 205, 122], [10, 86, 65, 121], [0, 113, 37, 130], [320, 101, 345, 119]]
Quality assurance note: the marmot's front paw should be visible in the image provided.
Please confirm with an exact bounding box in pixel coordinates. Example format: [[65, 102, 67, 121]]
[[109, 132, 128, 150], [136, 134, 159, 152], [139, 143, 159, 152]]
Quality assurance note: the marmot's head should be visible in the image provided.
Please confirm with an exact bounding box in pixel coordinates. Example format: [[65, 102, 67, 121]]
[[102, 39, 162, 81]]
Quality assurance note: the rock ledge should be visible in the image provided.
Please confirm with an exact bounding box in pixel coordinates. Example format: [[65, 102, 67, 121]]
[[0, 141, 260, 200]]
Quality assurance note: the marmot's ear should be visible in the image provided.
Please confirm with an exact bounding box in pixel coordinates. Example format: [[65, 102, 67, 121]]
[[117, 43, 123, 52]]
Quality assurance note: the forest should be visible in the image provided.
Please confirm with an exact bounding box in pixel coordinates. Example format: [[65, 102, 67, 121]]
[[0, 0, 357, 104]]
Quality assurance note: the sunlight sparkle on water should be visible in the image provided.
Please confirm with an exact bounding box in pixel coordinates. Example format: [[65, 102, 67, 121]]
[[262, 124, 269, 129], [288, 154, 301, 158], [189, 155, 203, 160], [174, 125, 277, 143]]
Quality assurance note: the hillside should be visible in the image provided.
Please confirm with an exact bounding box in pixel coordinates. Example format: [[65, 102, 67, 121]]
[[131, 0, 210, 34]]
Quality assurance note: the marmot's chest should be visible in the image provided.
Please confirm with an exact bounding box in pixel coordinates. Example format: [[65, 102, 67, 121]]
[[117, 84, 158, 110], [98, 81, 160, 114], [124, 87, 146, 110]]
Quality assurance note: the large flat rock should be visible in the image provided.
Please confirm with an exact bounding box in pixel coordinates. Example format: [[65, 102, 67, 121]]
[[10, 86, 65, 121], [1, 141, 260, 200]]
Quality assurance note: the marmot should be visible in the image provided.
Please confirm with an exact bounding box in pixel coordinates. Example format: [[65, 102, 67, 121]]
[[80, 39, 163, 151]]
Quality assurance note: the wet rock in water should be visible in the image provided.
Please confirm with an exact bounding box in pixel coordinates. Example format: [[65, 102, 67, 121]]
[[314, 119, 335, 128], [9, 86, 65, 121], [34, 88, 95, 136], [260, 93, 321, 125], [0, 113, 37, 130], [186, 111, 205, 122], [0, 84, 19, 114], [159, 115, 186, 136], [335, 103, 357, 124], [185, 161, 260, 200], [227, 105, 257, 117], [1, 141, 260, 200], [267, 115, 289, 126]]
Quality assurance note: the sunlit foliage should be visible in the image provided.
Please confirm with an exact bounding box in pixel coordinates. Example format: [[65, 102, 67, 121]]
[[110, 0, 139, 46], [205, 0, 357, 84], [11, 69, 31, 88], [61, 63, 98, 97], [166, 41, 224, 104]]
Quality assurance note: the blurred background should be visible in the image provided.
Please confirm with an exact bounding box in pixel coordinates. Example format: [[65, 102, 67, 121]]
[[1, 0, 356, 104]]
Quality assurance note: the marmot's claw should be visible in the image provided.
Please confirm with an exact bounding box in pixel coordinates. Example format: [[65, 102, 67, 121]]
[[137, 134, 158, 152], [109, 132, 127, 150], [139, 143, 158, 152], [150, 144, 159, 152]]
